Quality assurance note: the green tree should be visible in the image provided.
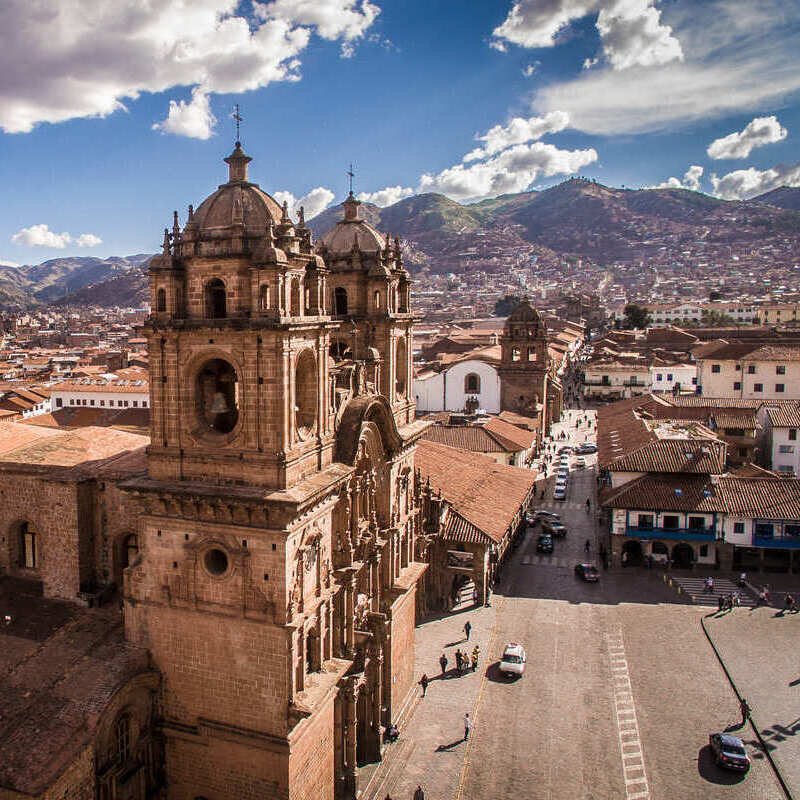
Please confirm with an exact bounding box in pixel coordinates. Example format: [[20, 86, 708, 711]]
[[494, 294, 521, 316], [623, 303, 651, 329]]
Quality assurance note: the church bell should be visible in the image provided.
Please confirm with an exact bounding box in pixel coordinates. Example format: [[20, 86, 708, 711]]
[[209, 391, 229, 414]]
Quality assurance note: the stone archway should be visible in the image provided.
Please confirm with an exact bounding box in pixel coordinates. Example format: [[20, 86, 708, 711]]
[[622, 539, 642, 567]]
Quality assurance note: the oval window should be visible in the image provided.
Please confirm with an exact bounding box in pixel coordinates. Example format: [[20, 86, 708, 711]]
[[204, 548, 229, 576]]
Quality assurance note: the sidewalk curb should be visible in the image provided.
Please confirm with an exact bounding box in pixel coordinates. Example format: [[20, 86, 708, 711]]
[[700, 613, 794, 800]]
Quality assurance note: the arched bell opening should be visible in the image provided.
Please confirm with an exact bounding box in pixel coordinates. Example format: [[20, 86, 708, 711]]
[[196, 358, 240, 434], [204, 278, 227, 319], [295, 349, 318, 438]]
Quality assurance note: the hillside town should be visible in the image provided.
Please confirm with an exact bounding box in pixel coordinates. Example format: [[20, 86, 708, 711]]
[[2, 159, 800, 799]]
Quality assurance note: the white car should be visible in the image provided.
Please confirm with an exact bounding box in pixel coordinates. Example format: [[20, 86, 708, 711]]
[[499, 642, 527, 677], [576, 457, 586, 468]]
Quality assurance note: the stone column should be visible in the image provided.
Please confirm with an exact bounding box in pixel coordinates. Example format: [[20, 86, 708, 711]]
[[343, 685, 357, 798], [345, 577, 356, 655]]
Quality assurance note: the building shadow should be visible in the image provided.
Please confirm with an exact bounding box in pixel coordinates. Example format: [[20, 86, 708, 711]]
[[697, 745, 747, 785]]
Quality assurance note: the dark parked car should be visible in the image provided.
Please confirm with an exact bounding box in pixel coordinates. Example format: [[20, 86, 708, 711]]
[[576, 443, 597, 454], [709, 733, 750, 771], [543, 521, 567, 537], [537, 534, 554, 553], [574, 563, 599, 582]]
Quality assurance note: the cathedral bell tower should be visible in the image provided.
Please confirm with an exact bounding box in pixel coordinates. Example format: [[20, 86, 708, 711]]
[[146, 142, 338, 489], [497, 298, 561, 428]]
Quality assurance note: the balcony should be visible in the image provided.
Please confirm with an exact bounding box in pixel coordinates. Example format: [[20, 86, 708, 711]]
[[626, 526, 716, 542], [753, 535, 800, 549], [623, 380, 648, 387]]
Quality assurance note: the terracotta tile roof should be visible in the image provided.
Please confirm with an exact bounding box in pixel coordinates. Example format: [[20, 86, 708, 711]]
[[51, 374, 149, 393], [22, 407, 150, 435], [482, 417, 536, 450], [729, 463, 779, 478], [497, 410, 539, 431], [765, 402, 800, 428], [422, 425, 506, 453], [0, 420, 149, 472], [666, 396, 764, 409], [711, 411, 758, 430], [415, 440, 536, 543], [0, 584, 152, 795], [601, 473, 800, 518], [608, 439, 726, 474]]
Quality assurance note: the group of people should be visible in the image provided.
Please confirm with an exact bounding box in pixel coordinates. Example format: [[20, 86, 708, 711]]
[[781, 593, 798, 613], [716, 591, 742, 612]]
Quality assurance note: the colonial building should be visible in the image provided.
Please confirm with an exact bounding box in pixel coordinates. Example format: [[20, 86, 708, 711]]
[[124, 144, 430, 800], [0, 145, 433, 800]]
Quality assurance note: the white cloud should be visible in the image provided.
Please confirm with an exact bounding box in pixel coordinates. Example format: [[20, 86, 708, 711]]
[[711, 162, 800, 200], [522, 62, 540, 77], [257, 0, 380, 41], [340, 42, 356, 58], [75, 233, 103, 247], [357, 186, 414, 206], [492, 0, 681, 70], [274, 187, 336, 220], [418, 141, 597, 202], [652, 164, 703, 191], [463, 111, 570, 162], [596, 0, 682, 70], [707, 115, 788, 160], [492, 0, 597, 49], [11, 224, 73, 248], [0, 0, 380, 135], [10, 224, 102, 248], [153, 88, 216, 140], [534, 0, 800, 134]]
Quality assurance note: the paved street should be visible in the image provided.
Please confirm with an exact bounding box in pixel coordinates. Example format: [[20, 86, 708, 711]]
[[364, 406, 791, 800]]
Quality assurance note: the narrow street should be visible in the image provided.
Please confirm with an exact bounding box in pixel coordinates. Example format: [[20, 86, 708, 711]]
[[365, 402, 785, 800]]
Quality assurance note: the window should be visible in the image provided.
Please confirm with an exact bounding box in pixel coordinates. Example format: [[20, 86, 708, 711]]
[[667, 373, 673, 381], [733, 381, 741, 391], [738, 448, 748, 457], [662, 515, 680, 530], [733, 522, 745, 534], [747, 365, 756, 374], [19, 522, 37, 569], [735, 364, 741, 371], [656, 373, 663, 382], [205, 278, 226, 319], [790, 429, 797, 441], [699, 545, 708, 557], [464, 373, 481, 393], [637, 514, 654, 529], [156, 288, 166, 313], [785, 524, 800, 537], [374, 290, 381, 310], [56, 398, 63, 408], [776, 384, 785, 393], [688, 516, 706, 530], [779, 444, 795, 453], [90, 399, 95, 406], [123, 534, 139, 568], [511, 347, 521, 362], [114, 715, 131, 764], [601, 375, 610, 385], [99, 400, 105, 407], [754, 383, 763, 392], [755, 522, 774, 538], [527, 349, 537, 361], [143, 401, 148, 408], [333, 287, 348, 316], [726, 428, 745, 437], [777, 365, 786, 375], [259, 284, 270, 312], [712, 364, 721, 373], [692, 377, 697, 385], [778, 465, 794, 473]]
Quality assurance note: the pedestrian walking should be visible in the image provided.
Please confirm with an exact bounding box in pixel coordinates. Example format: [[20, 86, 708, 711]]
[[717, 594, 724, 612], [584, 539, 591, 553], [472, 586, 479, 606], [439, 653, 448, 675], [471, 646, 479, 672], [455, 649, 463, 673], [464, 620, 472, 640], [464, 712, 472, 741], [764, 586, 771, 605], [419, 673, 429, 697], [739, 697, 751, 728], [414, 786, 425, 800]]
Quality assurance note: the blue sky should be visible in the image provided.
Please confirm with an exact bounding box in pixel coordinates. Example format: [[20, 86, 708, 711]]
[[2, 0, 800, 266]]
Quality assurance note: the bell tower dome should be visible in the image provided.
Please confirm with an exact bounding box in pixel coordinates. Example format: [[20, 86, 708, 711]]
[[146, 143, 337, 489]]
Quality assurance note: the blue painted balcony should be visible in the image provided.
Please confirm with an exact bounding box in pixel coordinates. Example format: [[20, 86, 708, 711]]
[[753, 535, 800, 549], [626, 526, 716, 542]]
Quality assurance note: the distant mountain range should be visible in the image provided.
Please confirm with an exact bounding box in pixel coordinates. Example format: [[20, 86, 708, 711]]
[[7, 183, 800, 310], [0, 254, 151, 309], [309, 180, 800, 269]]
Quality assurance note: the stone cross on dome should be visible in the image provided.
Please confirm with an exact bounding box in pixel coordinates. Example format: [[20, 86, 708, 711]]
[[343, 163, 361, 221]]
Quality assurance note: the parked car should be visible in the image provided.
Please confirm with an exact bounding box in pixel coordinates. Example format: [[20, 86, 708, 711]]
[[537, 534, 554, 553], [558, 446, 573, 455], [543, 521, 567, 537], [709, 733, 750, 771], [576, 443, 597, 454], [554, 487, 567, 501], [576, 457, 587, 468], [574, 563, 599, 582], [533, 510, 560, 523], [499, 642, 527, 677]]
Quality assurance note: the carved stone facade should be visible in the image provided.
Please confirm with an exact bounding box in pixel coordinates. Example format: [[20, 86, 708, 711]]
[[123, 145, 430, 800]]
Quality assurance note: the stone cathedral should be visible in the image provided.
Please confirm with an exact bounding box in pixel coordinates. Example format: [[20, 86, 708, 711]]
[[126, 142, 430, 799], [0, 142, 436, 800]]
